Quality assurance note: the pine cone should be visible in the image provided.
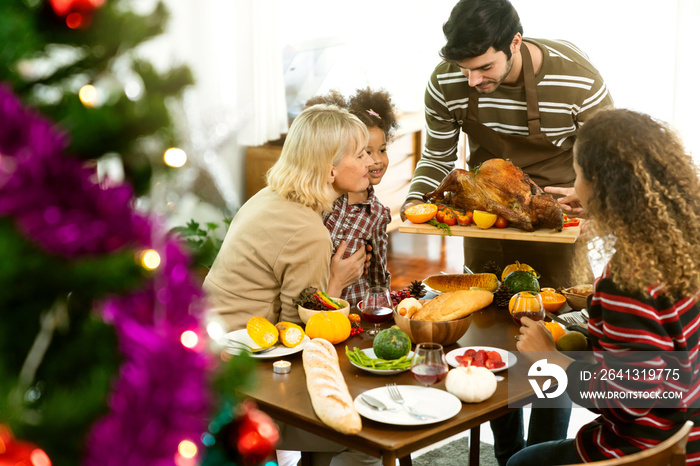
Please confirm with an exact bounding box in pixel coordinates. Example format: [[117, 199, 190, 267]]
[[494, 284, 515, 308], [482, 260, 503, 278], [407, 279, 427, 299]]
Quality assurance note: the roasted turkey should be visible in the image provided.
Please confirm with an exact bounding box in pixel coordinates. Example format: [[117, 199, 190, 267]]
[[423, 159, 563, 231]]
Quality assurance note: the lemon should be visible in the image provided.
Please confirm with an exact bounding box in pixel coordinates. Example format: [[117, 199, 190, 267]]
[[473, 210, 497, 229]]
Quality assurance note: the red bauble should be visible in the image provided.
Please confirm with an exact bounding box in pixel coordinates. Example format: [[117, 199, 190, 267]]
[[0, 425, 52, 466], [49, 0, 105, 29], [225, 401, 279, 466]]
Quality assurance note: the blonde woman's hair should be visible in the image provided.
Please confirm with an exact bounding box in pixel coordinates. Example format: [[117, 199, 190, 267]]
[[266, 104, 368, 213], [572, 108, 700, 300]]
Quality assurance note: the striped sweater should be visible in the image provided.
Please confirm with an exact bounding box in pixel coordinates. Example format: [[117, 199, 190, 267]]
[[407, 38, 613, 200], [566, 266, 700, 463]]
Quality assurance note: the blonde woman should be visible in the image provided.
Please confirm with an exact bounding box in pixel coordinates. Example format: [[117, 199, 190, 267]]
[[512, 109, 700, 465], [204, 104, 372, 331]]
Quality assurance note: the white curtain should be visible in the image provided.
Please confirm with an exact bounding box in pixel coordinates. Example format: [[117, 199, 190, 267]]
[[235, 0, 289, 146]]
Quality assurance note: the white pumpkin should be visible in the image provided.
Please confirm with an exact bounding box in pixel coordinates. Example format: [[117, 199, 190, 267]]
[[445, 365, 497, 403]]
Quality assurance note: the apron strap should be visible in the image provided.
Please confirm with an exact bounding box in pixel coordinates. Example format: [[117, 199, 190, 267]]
[[520, 43, 541, 135]]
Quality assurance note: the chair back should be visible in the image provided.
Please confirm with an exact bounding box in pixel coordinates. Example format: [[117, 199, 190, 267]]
[[562, 420, 694, 466]]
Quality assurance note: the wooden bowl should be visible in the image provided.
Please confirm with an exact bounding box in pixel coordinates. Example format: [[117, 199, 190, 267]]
[[298, 299, 350, 324], [392, 309, 472, 346], [561, 286, 592, 310]]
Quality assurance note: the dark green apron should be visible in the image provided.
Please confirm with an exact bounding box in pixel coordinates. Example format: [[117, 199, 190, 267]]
[[460, 43, 583, 288]]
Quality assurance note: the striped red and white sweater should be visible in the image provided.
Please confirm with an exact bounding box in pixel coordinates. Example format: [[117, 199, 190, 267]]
[[566, 266, 700, 463]]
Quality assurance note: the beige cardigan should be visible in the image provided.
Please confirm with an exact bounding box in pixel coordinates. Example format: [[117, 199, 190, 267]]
[[203, 188, 333, 331]]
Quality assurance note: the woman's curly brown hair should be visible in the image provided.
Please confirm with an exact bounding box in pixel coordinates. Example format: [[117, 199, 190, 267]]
[[573, 108, 700, 300], [305, 88, 399, 142]]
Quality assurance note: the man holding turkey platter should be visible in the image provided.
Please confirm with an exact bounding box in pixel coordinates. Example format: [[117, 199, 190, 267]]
[[400, 0, 613, 465]]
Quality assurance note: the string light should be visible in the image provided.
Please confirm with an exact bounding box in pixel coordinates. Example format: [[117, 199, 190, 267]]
[[139, 249, 161, 270], [30, 448, 52, 466], [79, 84, 98, 107], [177, 440, 198, 459], [163, 148, 187, 168], [180, 331, 198, 349]]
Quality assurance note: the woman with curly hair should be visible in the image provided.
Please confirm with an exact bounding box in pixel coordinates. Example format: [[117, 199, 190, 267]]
[[305, 87, 399, 307], [511, 108, 700, 465]]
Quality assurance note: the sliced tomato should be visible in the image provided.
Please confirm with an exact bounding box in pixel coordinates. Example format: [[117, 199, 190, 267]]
[[486, 351, 502, 362]]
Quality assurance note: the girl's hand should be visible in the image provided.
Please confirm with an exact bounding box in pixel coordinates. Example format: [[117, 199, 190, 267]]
[[516, 316, 557, 354], [544, 186, 586, 218]]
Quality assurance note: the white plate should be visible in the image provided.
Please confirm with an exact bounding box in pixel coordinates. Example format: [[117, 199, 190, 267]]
[[348, 348, 414, 375], [354, 385, 461, 426], [224, 329, 310, 359], [445, 346, 517, 373]]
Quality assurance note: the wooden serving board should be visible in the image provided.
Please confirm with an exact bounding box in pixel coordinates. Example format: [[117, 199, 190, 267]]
[[398, 220, 580, 244]]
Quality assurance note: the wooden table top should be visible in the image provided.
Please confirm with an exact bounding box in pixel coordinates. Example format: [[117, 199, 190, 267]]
[[239, 305, 540, 465]]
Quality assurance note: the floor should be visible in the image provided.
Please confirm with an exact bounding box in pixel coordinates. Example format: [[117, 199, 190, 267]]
[[277, 230, 598, 465]]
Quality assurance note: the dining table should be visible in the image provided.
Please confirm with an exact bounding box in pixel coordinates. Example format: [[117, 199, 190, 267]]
[[237, 303, 549, 466]]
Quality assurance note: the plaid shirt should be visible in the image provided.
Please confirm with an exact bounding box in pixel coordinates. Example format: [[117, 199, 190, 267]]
[[323, 185, 391, 307]]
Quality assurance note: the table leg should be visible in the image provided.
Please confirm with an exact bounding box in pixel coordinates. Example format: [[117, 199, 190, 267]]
[[300, 451, 312, 466], [469, 426, 480, 466], [383, 452, 398, 466], [399, 454, 413, 466]]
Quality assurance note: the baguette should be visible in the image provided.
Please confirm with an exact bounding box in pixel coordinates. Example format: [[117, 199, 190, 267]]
[[302, 338, 362, 435], [411, 289, 494, 321], [423, 273, 499, 293]]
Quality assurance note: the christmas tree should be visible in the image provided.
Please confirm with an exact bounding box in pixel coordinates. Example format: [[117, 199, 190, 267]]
[[0, 2, 279, 465], [0, 0, 193, 194]]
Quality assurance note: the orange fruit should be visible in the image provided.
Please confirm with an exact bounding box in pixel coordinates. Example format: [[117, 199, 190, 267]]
[[473, 210, 498, 229], [405, 203, 438, 224], [545, 321, 566, 343], [539, 291, 566, 312]]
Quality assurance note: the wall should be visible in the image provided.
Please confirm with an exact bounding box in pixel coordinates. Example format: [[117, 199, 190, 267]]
[[158, 0, 700, 213]]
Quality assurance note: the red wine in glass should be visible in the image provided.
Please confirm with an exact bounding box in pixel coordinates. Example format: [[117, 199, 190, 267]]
[[510, 291, 545, 326], [362, 287, 393, 336], [411, 342, 448, 386], [411, 363, 448, 385], [511, 310, 545, 326], [361, 307, 393, 324]]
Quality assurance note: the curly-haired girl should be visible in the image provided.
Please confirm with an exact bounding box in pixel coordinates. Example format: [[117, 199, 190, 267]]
[[511, 108, 700, 465], [306, 87, 399, 306]]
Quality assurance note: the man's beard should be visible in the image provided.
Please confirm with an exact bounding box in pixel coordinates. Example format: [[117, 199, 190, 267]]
[[474, 55, 514, 94]]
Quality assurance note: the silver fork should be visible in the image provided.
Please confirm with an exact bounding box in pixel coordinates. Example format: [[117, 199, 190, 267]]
[[386, 383, 435, 420], [226, 341, 275, 354]]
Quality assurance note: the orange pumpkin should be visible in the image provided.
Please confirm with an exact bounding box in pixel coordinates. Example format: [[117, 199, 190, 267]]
[[304, 311, 351, 344]]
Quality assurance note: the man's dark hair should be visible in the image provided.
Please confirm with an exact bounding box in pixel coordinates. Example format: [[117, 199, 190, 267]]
[[440, 0, 523, 62]]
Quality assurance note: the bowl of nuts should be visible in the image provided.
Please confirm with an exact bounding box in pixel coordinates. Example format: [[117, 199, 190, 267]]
[[561, 284, 593, 310]]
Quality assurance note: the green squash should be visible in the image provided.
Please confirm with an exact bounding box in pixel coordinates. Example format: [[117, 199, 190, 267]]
[[504, 270, 540, 293], [373, 326, 411, 360]]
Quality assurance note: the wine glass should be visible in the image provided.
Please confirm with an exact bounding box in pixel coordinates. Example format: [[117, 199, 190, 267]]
[[410, 343, 449, 386], [509, 291, 545, 326], [361, 286, 394, 336]]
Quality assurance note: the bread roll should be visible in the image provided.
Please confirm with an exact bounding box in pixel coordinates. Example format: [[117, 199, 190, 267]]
[[302, 338, 362, 435], [411, 289, 493, 321], [397, 297, 422, 318]]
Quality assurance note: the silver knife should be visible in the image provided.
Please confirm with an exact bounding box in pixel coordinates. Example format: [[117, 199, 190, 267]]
[[360, 394, 390, 411]]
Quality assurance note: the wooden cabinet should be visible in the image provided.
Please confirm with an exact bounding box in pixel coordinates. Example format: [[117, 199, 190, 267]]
[[245, 112, 425, 231]]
